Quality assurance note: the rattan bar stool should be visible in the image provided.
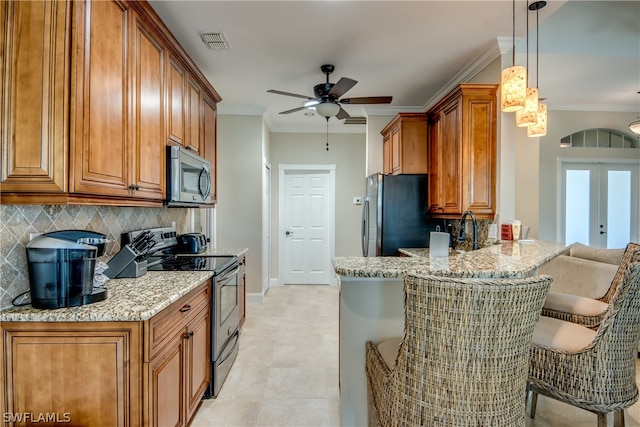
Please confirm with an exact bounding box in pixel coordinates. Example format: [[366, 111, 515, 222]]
[[365, 273, 552, 427], [528, 262, 640, 427], [541, 242, 640, 329]]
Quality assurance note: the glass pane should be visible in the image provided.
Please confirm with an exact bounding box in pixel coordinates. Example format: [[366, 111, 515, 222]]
[[565, 170, 590, 245], [584, 129, 598, 147], [609, 132, 623, 148], [607, 171, 631, 248], [572, 131, 585, 147]]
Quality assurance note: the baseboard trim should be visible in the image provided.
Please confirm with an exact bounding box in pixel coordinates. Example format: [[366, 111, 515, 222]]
[[246, 292, 264, 303]]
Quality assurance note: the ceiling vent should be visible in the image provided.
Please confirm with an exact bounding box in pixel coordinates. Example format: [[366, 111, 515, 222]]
[[199, 32, 231, 51], [344, 116, 367, 125]]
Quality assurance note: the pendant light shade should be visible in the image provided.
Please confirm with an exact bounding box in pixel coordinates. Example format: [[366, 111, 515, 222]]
[[527, 103, 547, 137], [501, 66, 527, 112], [516, 87, 539, 127]]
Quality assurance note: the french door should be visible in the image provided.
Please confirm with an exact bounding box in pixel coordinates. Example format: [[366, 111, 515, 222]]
[[560, 161, 639, 248]]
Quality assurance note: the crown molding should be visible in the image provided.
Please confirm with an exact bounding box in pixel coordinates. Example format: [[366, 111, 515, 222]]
[[422, 40, 503, 111]]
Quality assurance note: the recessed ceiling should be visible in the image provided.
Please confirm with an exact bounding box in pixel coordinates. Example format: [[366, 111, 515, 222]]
[[148, 1, 640, 134]]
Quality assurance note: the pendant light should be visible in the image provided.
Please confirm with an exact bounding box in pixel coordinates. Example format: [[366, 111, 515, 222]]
[[629, 117, 640, 135], [527, 1, 548, 137], [629, 93, 640, 135], [501, 0, 527, 112], [516, 2, 538, 127]]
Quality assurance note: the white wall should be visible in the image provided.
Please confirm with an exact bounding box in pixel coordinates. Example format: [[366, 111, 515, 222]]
[[536, 110, 640, 241], [216, 115, 264, 295], [269, 132, 366, 278]]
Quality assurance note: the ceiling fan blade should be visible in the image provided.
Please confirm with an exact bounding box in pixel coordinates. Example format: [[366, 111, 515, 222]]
[[336, 107, 351, 120], [340, 96, 392, 105], [279, 106, 308, 115], [328, 77, 357, 98], [267, 89, 314, 100]]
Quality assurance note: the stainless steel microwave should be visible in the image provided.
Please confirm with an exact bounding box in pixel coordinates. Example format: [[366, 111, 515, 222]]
[[166, 146, 212, 206]]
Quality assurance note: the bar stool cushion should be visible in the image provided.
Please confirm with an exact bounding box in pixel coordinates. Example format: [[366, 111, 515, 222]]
[[533, 316, 597, 352]]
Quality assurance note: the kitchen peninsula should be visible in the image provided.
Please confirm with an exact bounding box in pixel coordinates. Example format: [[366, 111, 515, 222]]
[[333, 240, 567, 427]]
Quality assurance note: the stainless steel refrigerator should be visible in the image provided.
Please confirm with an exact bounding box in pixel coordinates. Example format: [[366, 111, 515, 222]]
[[361, 173, 440, 256]]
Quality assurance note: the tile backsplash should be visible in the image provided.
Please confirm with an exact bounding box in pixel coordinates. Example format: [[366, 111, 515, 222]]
[[0, 204, 191, 310]]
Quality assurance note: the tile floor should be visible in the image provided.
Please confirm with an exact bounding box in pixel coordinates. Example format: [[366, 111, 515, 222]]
[[191, 285, 640, 427]]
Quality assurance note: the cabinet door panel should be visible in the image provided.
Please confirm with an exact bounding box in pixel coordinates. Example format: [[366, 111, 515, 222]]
[[382, 135, 391, 175], [465, 99, 496, 215], [1, 0, 69, 192], [391, 129, 401, 174], [150, 338, 184, 427], [3, 325, 138, 426], [167, 56, 185, 146], [131, 15, 165, 199], [71, 0, 129, 195], [440, 100, 462, 214], [185, 77, 201, 153], [186, 307, 210, 420]]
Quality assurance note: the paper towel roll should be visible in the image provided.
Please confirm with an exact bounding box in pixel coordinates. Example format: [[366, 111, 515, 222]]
[[429, 232, 450, 257]]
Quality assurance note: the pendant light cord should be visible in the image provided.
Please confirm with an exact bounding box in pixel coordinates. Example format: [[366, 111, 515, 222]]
[[511, 0, 516, 66]]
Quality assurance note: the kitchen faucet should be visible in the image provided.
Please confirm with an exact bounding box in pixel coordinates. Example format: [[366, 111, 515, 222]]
[[458, 210, 479, 250]]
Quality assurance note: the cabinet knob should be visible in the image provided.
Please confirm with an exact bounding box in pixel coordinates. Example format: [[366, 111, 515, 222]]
[[183, 331, 194, 340]]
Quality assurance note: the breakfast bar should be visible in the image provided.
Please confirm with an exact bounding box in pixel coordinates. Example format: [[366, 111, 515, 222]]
[[333, 240, 568, 427]]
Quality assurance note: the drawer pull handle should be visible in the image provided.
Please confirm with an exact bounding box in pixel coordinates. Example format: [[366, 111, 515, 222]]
[[179, 305, 192, 313]]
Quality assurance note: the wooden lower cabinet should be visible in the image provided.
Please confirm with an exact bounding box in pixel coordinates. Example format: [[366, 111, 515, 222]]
[[1, 322, 142, 426], [145, 304, 210, 427], [1, 280, 211, 427]]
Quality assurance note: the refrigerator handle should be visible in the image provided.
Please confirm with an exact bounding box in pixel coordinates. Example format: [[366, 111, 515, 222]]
[[362, 199, 369, 256]]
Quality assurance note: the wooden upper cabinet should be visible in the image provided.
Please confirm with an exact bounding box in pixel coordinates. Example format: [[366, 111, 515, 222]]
[[167, 55, 186, 146], [185, 76, 202, 154], [1, 0, 70, 193], [130, 12, 165, 200], [1, 0, 220, 206], [70, 0, 130, 197], [380, 113, 428, 175], [428, 83, 498, 219]]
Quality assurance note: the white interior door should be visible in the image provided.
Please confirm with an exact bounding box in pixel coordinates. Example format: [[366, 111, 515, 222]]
[[279, 165, 335, 285], [262, 163, 271, 295], [560, 161, 639, 248]]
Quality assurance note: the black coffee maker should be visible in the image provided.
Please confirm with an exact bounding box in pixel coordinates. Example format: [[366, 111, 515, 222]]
[[26, 230, 108, 309]]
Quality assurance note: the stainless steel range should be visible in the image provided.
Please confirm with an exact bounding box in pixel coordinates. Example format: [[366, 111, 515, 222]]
[[122, 226, 240, 398]]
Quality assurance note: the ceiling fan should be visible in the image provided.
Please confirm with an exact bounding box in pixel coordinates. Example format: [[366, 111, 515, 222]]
[[267, 64, 392, 120]]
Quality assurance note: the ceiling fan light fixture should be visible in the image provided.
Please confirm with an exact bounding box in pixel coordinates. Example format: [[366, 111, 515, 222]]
[[315, 102, 340, 118], [516, 87, 539, 127], [629, 118, 640, 135]]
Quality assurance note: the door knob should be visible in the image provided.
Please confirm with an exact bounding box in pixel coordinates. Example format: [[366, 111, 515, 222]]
[[285, 231, 293, 236], [600, 224, 607, 235]]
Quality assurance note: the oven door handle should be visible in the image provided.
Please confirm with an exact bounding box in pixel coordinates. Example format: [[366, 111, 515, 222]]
[[218, 332, 239, 364], [218, 268, 239, 282]]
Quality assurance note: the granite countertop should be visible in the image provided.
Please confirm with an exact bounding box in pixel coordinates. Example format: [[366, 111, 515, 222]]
[[0, 271, 213, 323], [333, 240, 568, 279]]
